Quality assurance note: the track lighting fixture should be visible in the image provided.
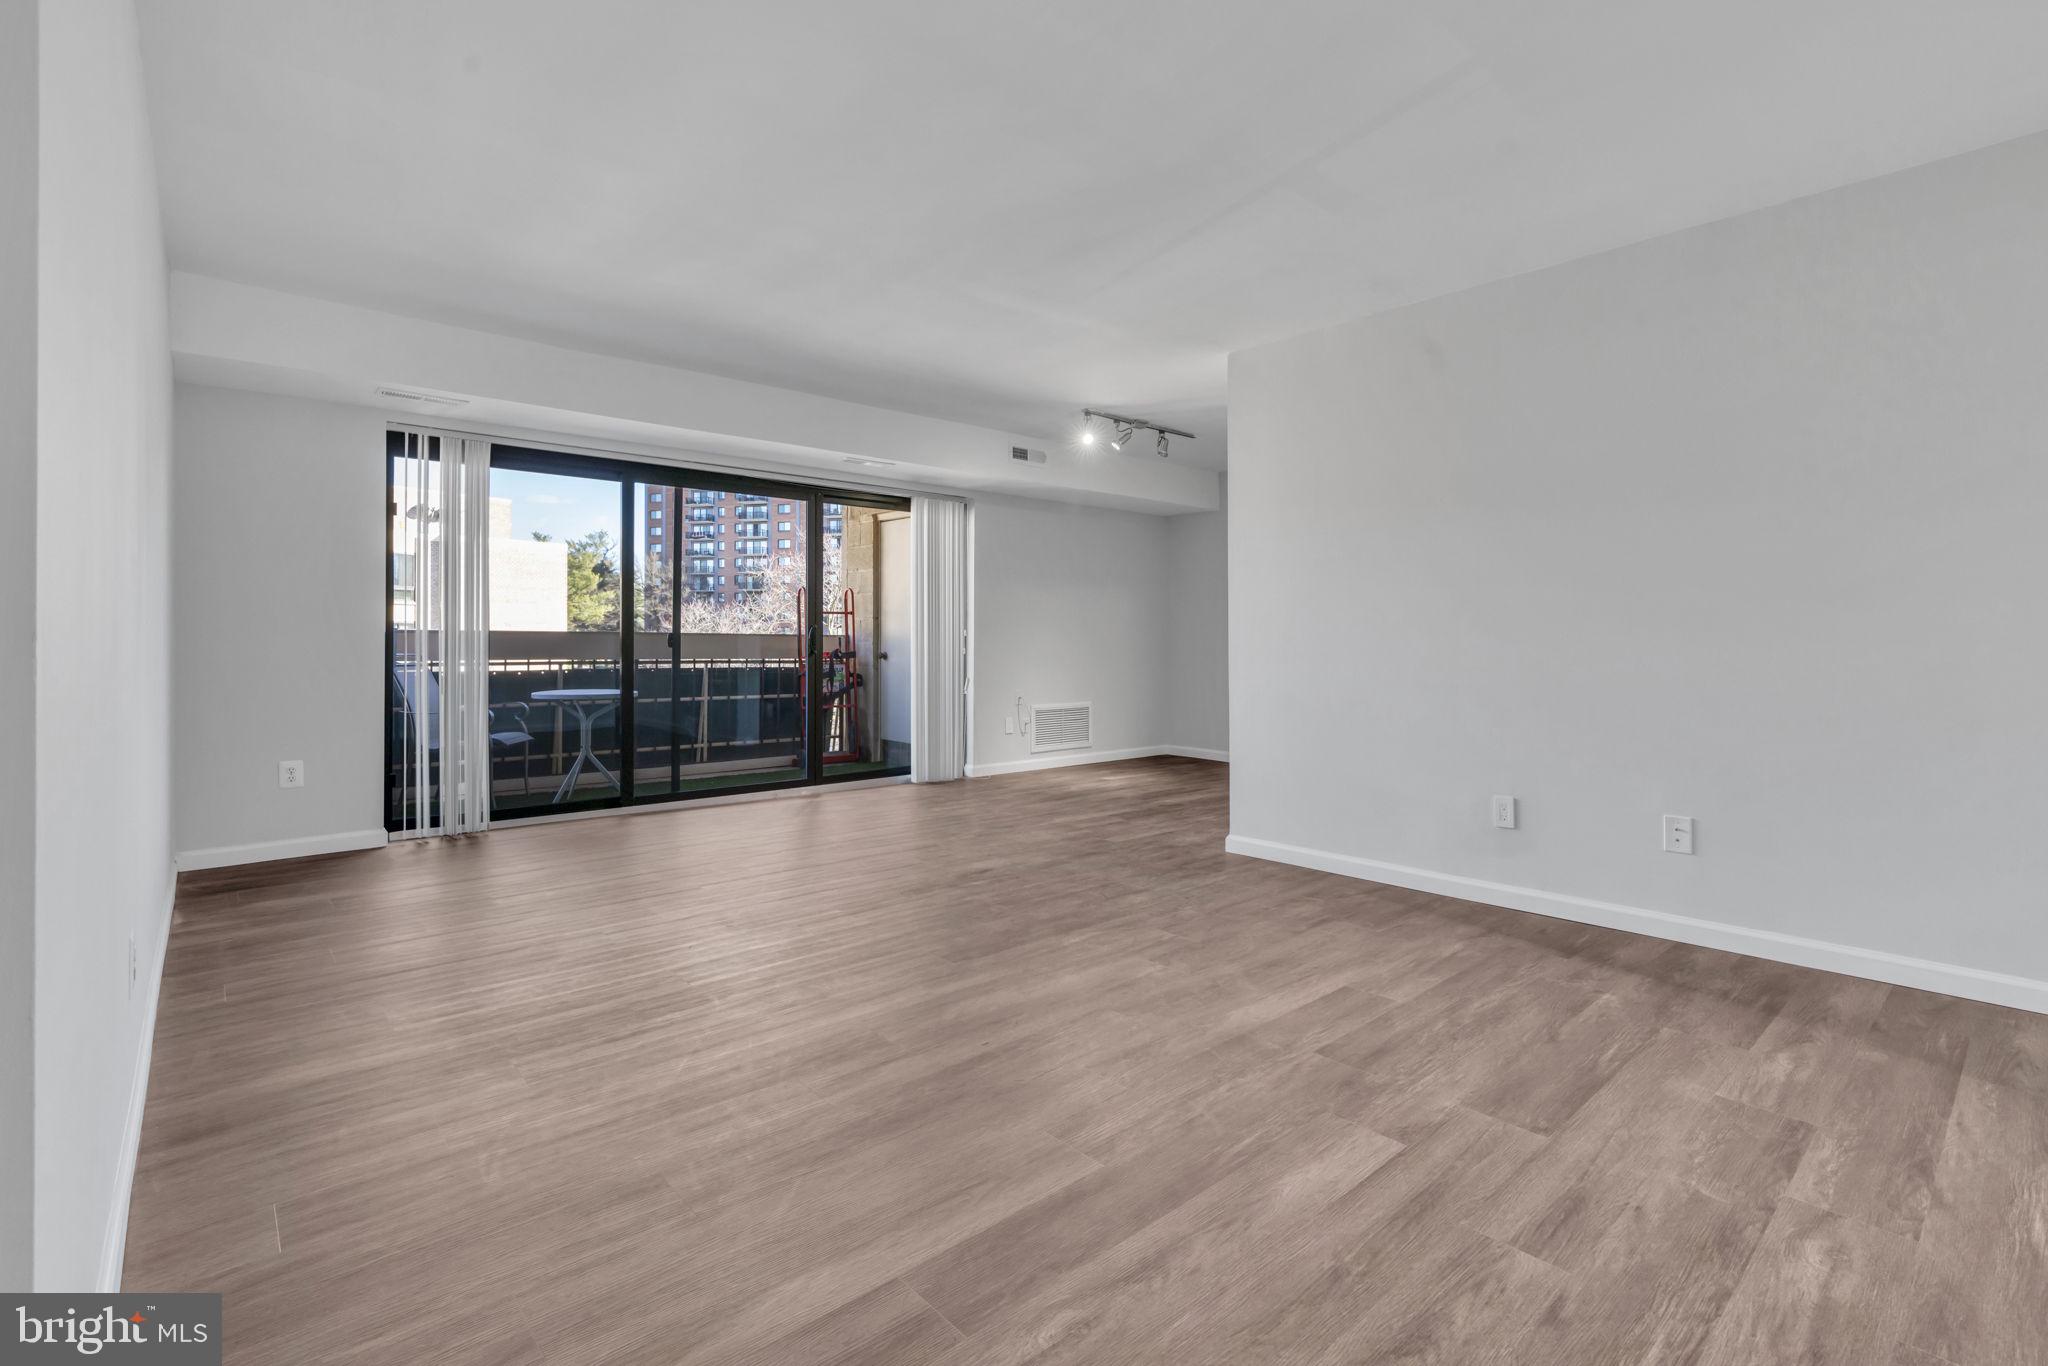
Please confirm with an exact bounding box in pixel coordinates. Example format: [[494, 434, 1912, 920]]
[[1079, 408, 1196, 459]]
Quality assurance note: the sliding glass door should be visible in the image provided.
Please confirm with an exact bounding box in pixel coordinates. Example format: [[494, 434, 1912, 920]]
[[384, 432, 909, 830], [482, 455, 624, 814], [633, 478, 811, 799]]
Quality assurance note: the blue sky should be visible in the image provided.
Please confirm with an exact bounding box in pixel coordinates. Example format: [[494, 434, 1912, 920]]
[[491, 467, 625, 548]]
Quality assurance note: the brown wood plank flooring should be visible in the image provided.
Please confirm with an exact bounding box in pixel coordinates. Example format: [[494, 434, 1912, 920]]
[[126, 757, 2048, 1365]]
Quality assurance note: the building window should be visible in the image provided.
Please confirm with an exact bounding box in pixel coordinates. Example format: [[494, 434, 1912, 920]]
[[777, 538, 791, 549]]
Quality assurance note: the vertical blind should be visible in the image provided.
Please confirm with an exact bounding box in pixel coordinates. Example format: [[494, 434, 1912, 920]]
[[909, 495, 967, 782], [391, 431, 438, 836], [391, 430, 495, 837], [439, 437, 493, 835]]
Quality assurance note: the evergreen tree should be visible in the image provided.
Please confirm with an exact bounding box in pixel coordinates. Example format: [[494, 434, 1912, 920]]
[[564, 530, 619, 631]]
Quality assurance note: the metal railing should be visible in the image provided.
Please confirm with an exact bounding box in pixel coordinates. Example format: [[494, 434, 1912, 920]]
[[388, 646, 814, 814]]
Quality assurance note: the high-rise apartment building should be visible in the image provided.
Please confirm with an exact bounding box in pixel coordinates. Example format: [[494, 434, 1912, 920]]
[[641, 485, 843, 605]]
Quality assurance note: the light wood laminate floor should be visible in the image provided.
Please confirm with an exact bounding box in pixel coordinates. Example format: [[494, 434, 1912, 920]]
[[128, 758, 2047, 1365]]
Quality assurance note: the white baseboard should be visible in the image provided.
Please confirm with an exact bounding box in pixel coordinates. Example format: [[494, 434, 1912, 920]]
[[175, 828, 388, 871], [966, 745, 1228, 777], [99, 878, 175, 1292], [967, 746, 1161, 777], [1224, 834, 2048, 1017]]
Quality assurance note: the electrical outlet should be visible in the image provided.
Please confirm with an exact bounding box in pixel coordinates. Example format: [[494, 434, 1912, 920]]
[[279, 759, 305, 789], [127, 931, 138, 1000], [1492, 795, 1517, 829], [1004, 716, 1014, 734], [1663, 814, 1695, 855]]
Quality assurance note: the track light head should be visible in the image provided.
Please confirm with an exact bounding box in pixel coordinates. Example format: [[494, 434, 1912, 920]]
[[1078, 408, 1195, 460]]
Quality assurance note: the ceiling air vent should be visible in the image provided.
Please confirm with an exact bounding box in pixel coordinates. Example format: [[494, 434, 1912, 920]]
[[1011, 446, 1047, 464], [1031, 702, 1092, 754], [377, 387, 470, 407]]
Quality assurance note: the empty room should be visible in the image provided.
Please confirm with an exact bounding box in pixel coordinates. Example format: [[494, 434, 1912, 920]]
[[4, 1, 2045, 1362]]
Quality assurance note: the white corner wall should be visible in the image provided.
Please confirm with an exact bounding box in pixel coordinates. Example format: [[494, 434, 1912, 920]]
[[171, 386, 389, 864], [0, 0, 38, 1294], [1165, 482, 1228, 759], [1228, 130, 2048, 1012], [32, 0, 175, 1289]]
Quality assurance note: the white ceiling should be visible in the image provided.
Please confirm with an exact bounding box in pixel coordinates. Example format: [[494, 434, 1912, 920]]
[[139, 0, 2048, 470]]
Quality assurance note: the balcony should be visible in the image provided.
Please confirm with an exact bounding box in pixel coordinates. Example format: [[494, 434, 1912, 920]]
[[388, 627, 869, 820]]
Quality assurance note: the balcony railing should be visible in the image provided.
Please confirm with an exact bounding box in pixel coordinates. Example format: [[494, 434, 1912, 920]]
[[388, 629, 852, 822]]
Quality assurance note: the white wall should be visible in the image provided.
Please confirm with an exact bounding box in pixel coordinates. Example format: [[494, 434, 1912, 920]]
[[1165, 483, 1228, 758], [968, 496, 1172, 773], [0, 0, 39, 1294], [172, 387, 389, 861], [1228, 130, 2048, 1010], [32, 0, 174, 1289]]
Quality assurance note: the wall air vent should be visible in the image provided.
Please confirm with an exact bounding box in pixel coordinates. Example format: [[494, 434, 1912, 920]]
[[1031, 702, 1092, 754], [1011, 446, 1047, 464]]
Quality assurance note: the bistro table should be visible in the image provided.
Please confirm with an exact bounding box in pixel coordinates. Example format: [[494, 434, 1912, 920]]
[[530, 688, 629, 803]]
